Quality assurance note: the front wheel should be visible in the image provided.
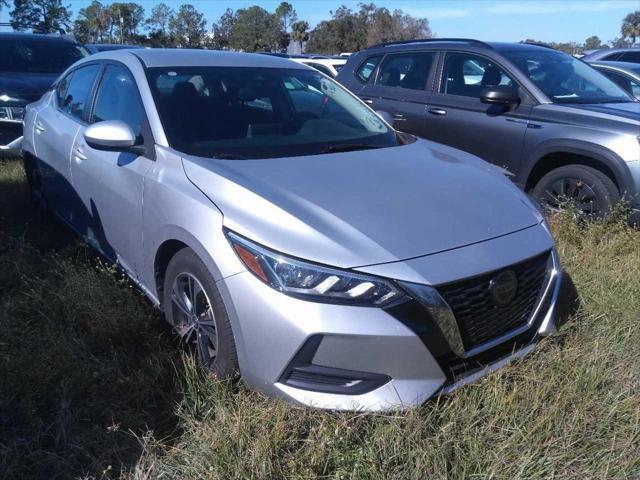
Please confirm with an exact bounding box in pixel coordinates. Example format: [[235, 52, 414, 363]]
[[531, 165, 620, 218], [162, 248, 238, 377]]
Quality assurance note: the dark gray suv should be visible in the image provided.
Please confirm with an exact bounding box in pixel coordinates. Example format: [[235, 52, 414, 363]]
[[337, 39, 640, 219]]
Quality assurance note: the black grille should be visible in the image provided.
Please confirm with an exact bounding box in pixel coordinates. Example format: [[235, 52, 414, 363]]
[[437, 251, 550, 350]]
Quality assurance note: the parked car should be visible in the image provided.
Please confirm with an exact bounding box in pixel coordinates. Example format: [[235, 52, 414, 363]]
[[291, 57, 346, 77], [0, 32, 87, 151], [84, 43, 145, 54], [587, 61, 640, 100], [581, 47, 640, 63], [23, 49, 562, 411], [337, 39, 640, 220]]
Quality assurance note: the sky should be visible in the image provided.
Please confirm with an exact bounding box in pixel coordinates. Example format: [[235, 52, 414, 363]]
[[0, 0, 637, 44]]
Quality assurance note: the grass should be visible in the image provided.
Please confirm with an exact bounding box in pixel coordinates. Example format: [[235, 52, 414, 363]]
[[0, 156, 638, 479]]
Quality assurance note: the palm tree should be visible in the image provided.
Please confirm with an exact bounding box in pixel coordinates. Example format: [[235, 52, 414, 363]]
[[621, 11, 640, 45]]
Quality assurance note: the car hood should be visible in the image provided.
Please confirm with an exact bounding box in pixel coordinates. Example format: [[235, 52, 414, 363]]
[[0, 72, 58, 104], [182, 139, 542, 268], [568, 101, 640, 122]]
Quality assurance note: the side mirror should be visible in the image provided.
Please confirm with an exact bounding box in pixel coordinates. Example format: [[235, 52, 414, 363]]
[[375, 110, 393, 126], [480, 85, 520, 107], [84, 120, 137, 151]]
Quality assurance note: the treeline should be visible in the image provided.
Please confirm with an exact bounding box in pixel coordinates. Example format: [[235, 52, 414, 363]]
[[2, 0, 639, 54], [3, 0, 431, 52]]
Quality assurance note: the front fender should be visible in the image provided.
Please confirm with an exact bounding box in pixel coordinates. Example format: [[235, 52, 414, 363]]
[[519, 138, 637, 198]]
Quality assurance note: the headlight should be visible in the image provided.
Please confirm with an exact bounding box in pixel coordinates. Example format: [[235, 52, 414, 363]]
[[226, 230, 404, 307]]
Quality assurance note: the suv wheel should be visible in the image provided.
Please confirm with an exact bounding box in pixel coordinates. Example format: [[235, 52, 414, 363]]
[[163, 248, 239, 377], [532, 165, 620, 217]]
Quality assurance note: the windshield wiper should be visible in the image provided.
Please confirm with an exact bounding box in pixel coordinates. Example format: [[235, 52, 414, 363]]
[[323, 144, 383, 154], [211, 152, 248, 160]]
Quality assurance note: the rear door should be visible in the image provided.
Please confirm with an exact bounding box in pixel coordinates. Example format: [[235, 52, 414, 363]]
[[70, 62, 153, 276], [424, 51, 532, 173], [33, 63, 102, 225], [358, 51, 438, 136]]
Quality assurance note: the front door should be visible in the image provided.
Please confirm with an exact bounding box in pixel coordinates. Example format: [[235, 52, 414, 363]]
[[424, 52, 531, 173], [33, 64, 101, 224], [70, 63, 153, 276]]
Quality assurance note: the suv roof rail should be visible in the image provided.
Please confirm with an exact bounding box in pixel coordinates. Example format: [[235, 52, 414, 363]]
[[519, 40, 556, 50], [370, 38, 493, 50]]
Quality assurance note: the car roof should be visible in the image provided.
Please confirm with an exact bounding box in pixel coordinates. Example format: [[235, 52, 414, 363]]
[[122, 48, 310, 69], [359, 39, 556, 55], [589, 61, 640, 74], [582, 47, 640, 60], [0, 32, 76, 43]]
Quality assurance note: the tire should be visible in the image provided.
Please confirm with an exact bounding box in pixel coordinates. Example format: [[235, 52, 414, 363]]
[[532, 164, 620, 217], [162, 248, 239, 378]]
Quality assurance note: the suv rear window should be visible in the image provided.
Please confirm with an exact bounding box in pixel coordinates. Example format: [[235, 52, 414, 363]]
[[356, 56, 381, 82], [0, 38, 86, 74]]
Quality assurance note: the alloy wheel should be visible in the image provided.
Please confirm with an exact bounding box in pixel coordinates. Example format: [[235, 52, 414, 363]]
[[170, 272, 218, 368], [539, 177, 599, 216]]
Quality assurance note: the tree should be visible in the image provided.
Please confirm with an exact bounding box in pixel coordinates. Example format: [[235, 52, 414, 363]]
[[106, 3, 144, 44], [583, 35, 603, 50], [306, 3, 430, 54], [169, 4, 207, 48], [306, 6, 366, 54], [290, 20, 308, 52], [621, 11, 640, 44], [229, 6, 274, 52], [210, 8, 236, 50], [365, 6, 431, 46], [146, 3, 172, 36], [73, 1, 110, 44], [275, 2, 296, 32], [271, 2, 296, 52], [10, 0, 72, 33], [145, 3, 173, 47]]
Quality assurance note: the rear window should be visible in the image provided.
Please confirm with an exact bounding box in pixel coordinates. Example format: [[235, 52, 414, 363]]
[[0, 38, 87, 73], [356, 56, 382, 82]]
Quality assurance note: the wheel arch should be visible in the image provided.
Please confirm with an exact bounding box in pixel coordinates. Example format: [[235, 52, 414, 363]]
[[149, 226, 233, 308], [521, 141, 635, 197]]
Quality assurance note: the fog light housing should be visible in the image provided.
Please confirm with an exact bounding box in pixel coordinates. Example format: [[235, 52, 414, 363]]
[[279, 335, 391, 395]]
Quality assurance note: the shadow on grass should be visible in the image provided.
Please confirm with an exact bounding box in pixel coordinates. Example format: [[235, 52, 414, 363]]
[[0, 157, 184, 479]]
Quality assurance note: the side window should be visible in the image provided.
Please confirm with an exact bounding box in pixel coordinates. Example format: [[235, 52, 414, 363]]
[[91, 64, 144, 138], [441, 53, 515, 98], [599, 70, 633, 95], [58, 64, 101, 120], [356, 56, 381, 82], [602, 52, 623, 61], [376, 52, 435, 90], [56, 72, 73, 106], [619, 51, 640, 63]]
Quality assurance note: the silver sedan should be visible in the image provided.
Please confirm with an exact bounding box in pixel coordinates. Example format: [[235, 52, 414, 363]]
[[22, 49, 562, 411]]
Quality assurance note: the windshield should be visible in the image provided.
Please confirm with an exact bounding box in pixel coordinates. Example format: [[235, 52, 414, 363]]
[[146, 67, 397, 159], [501, 49, 633, 104], [0, 39, 87, 74]]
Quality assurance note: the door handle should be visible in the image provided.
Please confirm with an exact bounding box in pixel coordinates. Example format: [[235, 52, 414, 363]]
[[362, 98, 374, 105], [35, 121, 46, 134], [428, 108, 447, 116], [74, 147, 87, 162]]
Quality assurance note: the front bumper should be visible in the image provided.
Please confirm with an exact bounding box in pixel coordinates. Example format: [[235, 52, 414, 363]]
[[218, 226, 561, 411]]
